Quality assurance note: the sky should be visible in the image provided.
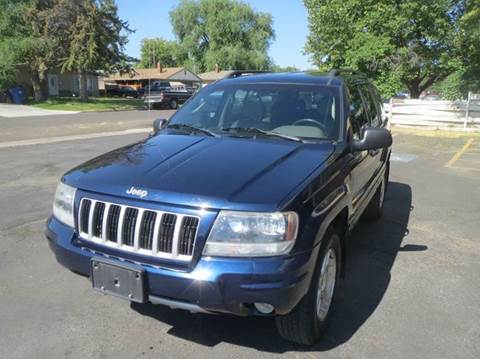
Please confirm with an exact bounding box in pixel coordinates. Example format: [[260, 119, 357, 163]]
[[115, 0, 313, 70]]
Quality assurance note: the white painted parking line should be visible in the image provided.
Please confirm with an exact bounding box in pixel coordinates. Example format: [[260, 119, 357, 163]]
[[0, 128, 151, 149]]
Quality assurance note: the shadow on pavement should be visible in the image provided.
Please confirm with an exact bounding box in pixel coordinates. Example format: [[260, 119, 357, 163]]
[[131, 182, 417, 353]]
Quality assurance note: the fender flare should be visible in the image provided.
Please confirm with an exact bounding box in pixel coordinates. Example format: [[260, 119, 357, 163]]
[[313, 184, 350, 247], [311, 185, 351, 277]]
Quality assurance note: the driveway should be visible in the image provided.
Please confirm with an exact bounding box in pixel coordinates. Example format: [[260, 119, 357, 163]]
[[0, 103, 79, 118], [0, 130, 479, 358]]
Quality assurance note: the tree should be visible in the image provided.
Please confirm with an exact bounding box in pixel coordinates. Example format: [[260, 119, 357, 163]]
[[421, 0, 480, 100], [458, 0, 480, 95], [138, 38, 186, 68], [304, 0, 477, 98], [170, 0, 275, 73], [0, 0, 25, 89], [271, 65, 300, 73], [431, 71, 465, 100], [1, 0, 133, 101], [0, 0, 66, 100], [62, 0, 133, 100], [0, 37, 20, 91]]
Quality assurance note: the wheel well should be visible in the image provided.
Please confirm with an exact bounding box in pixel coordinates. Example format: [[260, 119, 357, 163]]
[[331, 207, 348, 277]]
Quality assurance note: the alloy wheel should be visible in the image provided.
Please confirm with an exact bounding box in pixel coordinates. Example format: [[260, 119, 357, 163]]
[[316, 248, 337, 320]]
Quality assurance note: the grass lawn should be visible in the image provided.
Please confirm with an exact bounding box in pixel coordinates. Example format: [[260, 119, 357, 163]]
[[28, 97, 144, 112]]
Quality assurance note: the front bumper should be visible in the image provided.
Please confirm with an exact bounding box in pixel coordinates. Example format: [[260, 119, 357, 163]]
[[46, 216, 318, 316]]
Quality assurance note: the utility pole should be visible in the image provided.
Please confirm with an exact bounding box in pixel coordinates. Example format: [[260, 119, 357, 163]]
[[148, 43, 155, 112]]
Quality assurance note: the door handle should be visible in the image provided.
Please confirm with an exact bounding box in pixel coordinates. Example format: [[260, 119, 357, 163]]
[[369, 149, 380, 156]]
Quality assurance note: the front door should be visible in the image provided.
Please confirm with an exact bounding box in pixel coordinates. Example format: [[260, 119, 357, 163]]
[[347, 85, 372, 212], [361, 85, 385, 179], [48, 74, 59, 96]]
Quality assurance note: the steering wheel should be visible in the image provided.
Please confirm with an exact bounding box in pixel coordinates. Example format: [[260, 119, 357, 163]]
[[292, 118, 327, 132], [234, 114, 257, 128]]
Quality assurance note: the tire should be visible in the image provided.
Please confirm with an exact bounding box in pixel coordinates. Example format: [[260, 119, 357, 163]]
[[362, 169, 387, 221], [275, 229, 341, 345], [169, 99, 178, 109]]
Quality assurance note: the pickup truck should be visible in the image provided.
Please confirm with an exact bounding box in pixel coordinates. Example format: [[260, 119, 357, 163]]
[[143, 82, 194, 109], [47, 70, 392, 345]]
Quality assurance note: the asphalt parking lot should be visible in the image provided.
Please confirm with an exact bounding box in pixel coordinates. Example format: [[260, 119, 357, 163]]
[[0, 116, 479, 358]]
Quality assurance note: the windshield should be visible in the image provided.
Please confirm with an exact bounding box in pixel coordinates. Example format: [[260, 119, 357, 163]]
[[168, 83, 340, 140]]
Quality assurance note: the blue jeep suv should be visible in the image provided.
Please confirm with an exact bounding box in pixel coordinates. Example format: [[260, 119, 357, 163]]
[[46, 70, 392, 345]]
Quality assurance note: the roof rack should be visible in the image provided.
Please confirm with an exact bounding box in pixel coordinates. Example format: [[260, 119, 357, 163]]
[[226, 70, 269, 79], [327, 68, 366, 78]]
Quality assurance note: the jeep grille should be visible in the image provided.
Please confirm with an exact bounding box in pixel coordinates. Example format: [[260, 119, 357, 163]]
[[77, 198, 199, 260]]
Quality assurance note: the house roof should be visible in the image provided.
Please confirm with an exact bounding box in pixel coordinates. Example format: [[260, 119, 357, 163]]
[[198, 70, 236, 82], [106, 67, 201, 82]]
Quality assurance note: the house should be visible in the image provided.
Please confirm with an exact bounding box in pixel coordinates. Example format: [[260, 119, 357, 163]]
[[15, 69, 100, 98], [198, 65, 236, 86], [46, 71, 100, 97], [106, 64, 202, 90]]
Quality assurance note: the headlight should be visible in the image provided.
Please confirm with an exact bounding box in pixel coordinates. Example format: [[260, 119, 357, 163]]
[[203, 211, 298, 257], [53, 182, 76, 228]]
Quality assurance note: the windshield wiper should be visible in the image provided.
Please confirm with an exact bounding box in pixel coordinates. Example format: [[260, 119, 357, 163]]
[[222, 127, 303, 142], [167, 124, 218, 137]]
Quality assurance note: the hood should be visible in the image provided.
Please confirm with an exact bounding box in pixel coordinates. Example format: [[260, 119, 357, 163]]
[[64, 134, 334, 211]]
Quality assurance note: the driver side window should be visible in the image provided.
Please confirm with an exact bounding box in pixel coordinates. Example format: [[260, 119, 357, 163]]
[[348, 86, 369, 140]]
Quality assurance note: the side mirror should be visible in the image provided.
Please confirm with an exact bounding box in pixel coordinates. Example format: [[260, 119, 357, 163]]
[[351, 127, 392, 152], [152, 118, 168, 135]]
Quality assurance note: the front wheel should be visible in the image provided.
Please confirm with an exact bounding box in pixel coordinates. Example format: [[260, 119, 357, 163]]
[[275, 229, 341, 345]]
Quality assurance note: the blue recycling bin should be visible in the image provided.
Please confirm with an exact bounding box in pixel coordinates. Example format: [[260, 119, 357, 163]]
[[8, 86, 26, 104]]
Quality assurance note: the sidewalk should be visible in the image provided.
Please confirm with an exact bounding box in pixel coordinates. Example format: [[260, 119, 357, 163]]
[[0, 103, 79, 118], [0, 108, 173, 144]]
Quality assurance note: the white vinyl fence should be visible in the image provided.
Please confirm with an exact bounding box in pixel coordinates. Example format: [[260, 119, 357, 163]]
[[386, 92, 480, 131]]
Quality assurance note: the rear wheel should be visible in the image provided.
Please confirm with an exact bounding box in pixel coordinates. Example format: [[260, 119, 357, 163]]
[[275, 229, 341, 345], [169, 99, 178, 109]]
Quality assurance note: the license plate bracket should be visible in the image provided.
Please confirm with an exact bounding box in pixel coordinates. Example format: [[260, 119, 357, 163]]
[[91, 257, 146, 303]]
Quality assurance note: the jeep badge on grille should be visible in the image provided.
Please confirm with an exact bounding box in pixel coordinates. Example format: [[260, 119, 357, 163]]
[[126, 186, 148, 198]]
